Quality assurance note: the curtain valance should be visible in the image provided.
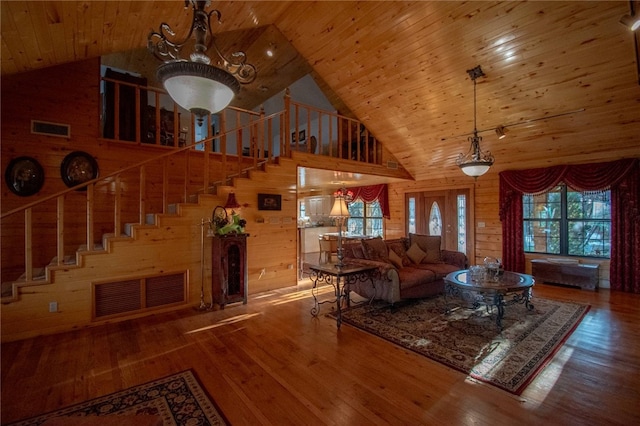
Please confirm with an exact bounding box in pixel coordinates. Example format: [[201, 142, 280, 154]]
[[347, 184, 390, 219], [499, 158, 639, 293]]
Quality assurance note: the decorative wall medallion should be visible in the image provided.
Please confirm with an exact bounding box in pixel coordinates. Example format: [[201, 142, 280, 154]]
[[60, 151, 99, 190], [4, 156, 45, 196]]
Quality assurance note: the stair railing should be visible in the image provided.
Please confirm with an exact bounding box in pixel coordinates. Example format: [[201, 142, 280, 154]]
[[1, 111, 284, 291], [2, 81, 385, 293]]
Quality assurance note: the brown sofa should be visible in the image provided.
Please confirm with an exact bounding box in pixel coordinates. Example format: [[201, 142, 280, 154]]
[[342, 234, 468, 304]]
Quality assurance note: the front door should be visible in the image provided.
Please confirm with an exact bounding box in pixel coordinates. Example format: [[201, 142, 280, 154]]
[[406, 189, 469, 255]]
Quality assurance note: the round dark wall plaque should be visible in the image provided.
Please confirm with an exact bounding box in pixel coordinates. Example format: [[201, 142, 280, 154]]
[[60, 151, 99, 190], [5, 156, 45, 197]]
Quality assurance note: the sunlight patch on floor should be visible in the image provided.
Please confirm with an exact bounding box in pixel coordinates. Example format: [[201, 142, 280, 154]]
[[271, 285, 334, 306], [522, 346, 574, 406], [184, 312, 262, 334]]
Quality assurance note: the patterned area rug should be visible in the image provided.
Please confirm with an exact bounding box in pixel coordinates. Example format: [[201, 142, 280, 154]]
[[7, 370, 228, 425], [339, 296, 589, 394]]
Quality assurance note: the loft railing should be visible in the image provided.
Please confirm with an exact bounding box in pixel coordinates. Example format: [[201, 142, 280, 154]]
[[101, 76, 383, 165], [284, 90, 382, 164]]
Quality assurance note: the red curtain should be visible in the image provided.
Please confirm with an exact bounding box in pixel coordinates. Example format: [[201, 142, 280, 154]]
[[499, 158, 639, 293], [347, 184, 390, 219]]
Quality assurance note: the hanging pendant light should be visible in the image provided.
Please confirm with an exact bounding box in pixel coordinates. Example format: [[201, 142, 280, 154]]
[[148, 1, 256, 125], [456, 65, 495, 179]]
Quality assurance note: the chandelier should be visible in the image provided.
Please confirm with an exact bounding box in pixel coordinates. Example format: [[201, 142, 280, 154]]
[[456, 65, 495, 178], [147, 0, 256, 125]]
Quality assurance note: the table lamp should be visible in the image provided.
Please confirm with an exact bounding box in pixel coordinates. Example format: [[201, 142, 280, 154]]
[[330, 191, 350, 267]]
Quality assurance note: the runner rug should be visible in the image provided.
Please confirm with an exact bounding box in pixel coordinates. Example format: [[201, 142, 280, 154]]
[[339, 296, 589, 395], [6, 370, 228, 426]]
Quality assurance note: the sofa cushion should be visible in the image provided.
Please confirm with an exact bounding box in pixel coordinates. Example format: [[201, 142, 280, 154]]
[[410, 233, 443, 263], [362, 238, 389, 262], [388, 249, 404, 269], [412, 262, 460, 279], [387, 241, 412, 266], [398, 267, 436, 290], [406, 243, 426, 264]]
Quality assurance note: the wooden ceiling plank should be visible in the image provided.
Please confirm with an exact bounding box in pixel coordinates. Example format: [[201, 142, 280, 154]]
[[6, 1, 44, 72]]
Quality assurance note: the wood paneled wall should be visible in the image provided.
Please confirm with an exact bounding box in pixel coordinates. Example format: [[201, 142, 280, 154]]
[[386, 170, 611, 288], [1, 58, 300, 342]]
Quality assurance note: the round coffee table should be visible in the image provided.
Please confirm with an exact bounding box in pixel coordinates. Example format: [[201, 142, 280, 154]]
[[444, 269, 535, 329]]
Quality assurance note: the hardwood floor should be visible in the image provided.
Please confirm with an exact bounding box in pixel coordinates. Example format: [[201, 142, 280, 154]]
[[2, 282, 639, 425]]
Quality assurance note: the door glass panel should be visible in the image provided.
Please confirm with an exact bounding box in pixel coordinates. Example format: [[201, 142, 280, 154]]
[[408, 197, 416, 234], [457, 194, 467, 254], [428, 202, 442, 236]]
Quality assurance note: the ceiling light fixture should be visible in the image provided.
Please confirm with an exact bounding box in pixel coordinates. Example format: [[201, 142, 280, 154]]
[[620, 13, 640, 30], [495, 125, 508, 139], [147, 0, 257, 125], [620, 0, 640, 31], [456, 65, 495, 179]]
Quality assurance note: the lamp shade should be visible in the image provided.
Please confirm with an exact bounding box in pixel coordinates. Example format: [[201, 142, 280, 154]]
[[330, 198, 350, 218], [157, 61, 241, 118], [224, 192, 241, 210]]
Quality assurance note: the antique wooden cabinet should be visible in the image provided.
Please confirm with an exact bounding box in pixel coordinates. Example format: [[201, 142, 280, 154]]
[[531, 259, 599, 291], [212, 234, 248, 308]]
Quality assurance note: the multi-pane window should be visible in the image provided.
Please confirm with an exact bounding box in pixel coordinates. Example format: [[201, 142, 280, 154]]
[[347, 200, 383, 237], [523, 185, 611, 258]]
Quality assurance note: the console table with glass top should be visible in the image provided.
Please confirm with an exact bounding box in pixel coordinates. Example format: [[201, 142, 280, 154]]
[[444, 269, 535, 329], [309, 264, 377, 329]]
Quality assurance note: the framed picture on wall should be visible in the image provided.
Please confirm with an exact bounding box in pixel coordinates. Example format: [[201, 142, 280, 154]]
[[258, 193, 282, 211], [291, 130, 306, 143]]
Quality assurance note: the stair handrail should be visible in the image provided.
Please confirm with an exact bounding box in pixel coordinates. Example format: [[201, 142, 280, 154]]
[[1, 110, 284, 220]]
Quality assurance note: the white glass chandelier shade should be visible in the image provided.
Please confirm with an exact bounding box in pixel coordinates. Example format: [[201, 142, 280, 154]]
[[459, 162, 492, 177], [148, 1, 256, 123], [157, 61, 240, 119]]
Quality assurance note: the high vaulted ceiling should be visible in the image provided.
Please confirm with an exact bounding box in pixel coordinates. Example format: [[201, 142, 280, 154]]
[[2, 1, 639, 182]]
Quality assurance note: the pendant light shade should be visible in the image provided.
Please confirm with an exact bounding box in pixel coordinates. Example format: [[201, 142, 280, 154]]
[[456, 65, 495, 179], [157, 61, 240, 119], [148, 1, 256, 124]]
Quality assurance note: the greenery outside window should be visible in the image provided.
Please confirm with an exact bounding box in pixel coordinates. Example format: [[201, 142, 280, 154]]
[[523, 184, 611, 258], [347, 200, 383, 237]]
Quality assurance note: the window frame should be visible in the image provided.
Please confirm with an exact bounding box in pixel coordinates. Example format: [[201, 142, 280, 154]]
[[523, 184, 611, 258], [347, 199, 384, 237]]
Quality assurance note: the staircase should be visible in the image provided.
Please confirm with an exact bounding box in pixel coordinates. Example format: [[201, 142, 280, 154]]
[[0, 131, 274, 305]]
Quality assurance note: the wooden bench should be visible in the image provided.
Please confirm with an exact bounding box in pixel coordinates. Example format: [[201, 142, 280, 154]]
[[531, 259, 599, 291]]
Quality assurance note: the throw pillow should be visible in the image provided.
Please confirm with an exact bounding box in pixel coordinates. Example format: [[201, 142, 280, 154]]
[[388, 248, 404, 269], [362, 238, 389, 262], [387, 241, 412, 266], [351, 245, 365, 259], [406, 243, 426, 264], [410, 233, 443, 263]]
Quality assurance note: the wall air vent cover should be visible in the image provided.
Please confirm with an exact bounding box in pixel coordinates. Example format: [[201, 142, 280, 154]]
[[386, 160, 399, 170], [31, 120, 71, 138]]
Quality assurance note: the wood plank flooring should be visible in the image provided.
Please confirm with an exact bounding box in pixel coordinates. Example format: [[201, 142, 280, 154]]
[[2, 282, 639, 425]]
